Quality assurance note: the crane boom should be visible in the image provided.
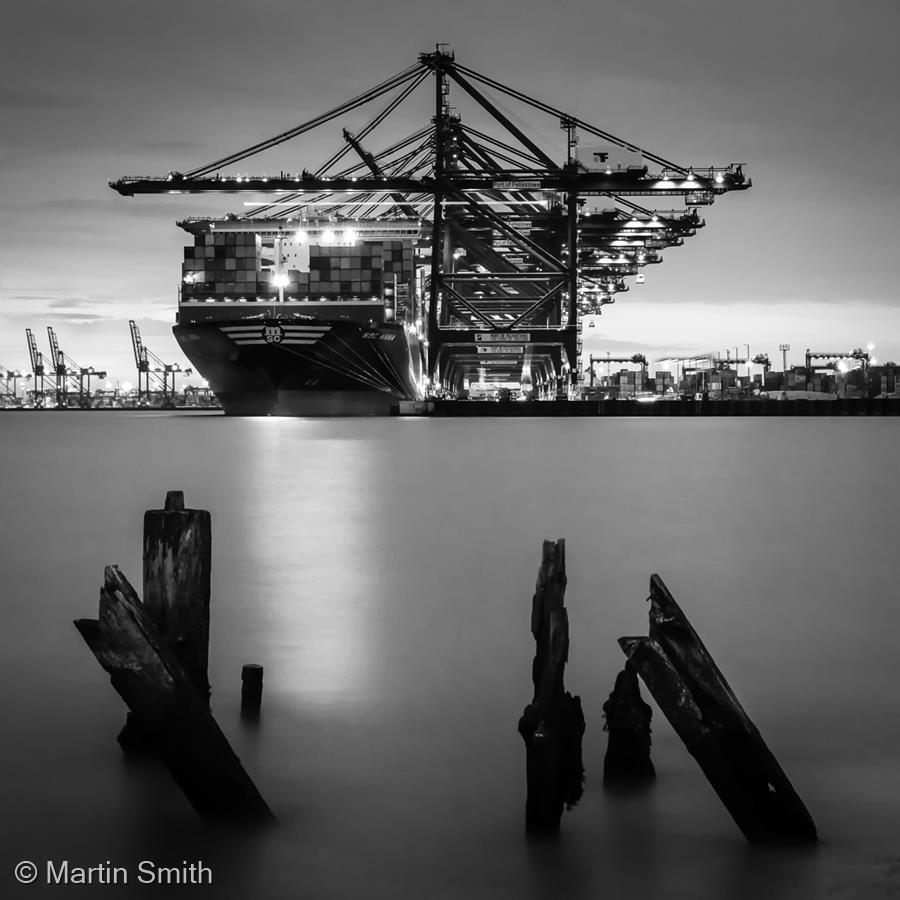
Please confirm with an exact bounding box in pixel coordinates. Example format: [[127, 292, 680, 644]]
[[129, 319, 145, 371], [26, 328, 43, 376], [47, 327, 62, 372]]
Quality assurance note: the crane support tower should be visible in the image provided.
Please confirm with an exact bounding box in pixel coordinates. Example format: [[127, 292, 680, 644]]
[[129, 320, 191, 407], [109, 45, 751, 399]]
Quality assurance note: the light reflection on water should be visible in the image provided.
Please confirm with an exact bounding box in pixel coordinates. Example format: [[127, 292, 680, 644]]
[[1, 412, 899, 899]]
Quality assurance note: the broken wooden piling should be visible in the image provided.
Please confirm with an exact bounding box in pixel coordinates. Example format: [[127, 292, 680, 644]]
[[602, 664, 655, 787], [619, 574, 816, 844], [75, 565, 274, 824], [517, 539, 584, 838]]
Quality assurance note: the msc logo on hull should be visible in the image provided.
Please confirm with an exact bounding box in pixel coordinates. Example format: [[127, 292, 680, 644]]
[[219, 323, 330, 346]]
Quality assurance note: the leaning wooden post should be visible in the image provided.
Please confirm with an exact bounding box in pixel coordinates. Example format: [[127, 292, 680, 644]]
[[76, 566, 274, 823], [602, 664, 655, 787], [517, 539, 585, 838], [619, 574, 817, 844]]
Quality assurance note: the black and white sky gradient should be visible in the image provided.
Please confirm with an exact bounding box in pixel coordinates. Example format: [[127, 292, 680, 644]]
[[2, 0, 899, 380]]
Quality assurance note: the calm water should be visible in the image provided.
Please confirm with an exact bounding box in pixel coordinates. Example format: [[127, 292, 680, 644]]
[[1, 412, 899, 898]]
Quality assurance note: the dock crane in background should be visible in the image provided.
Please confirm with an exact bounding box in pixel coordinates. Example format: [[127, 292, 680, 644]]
[[752, 353, 771, 384], [587, 353, 647, 387], [805, 347, 872, 392], [26, 328, 50, 406], [129, 320, 191, 407], [46, 327, 106, 408], [0, 365, 29, 405]]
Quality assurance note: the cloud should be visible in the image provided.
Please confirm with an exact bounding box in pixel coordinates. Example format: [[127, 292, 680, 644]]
[[48, 298, 93, 309], [0, 87, 96, 110], [142, 140, 206, 153], [44, 312, 108, 321], [34, 197, 177, 216]]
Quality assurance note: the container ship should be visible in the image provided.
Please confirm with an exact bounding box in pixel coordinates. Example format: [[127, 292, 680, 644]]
[[175, 217, 424, 415]]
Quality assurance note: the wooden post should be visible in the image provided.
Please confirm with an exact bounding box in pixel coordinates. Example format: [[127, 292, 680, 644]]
[[619, 574, 817, 844], [76, 566, 274, 824], [517, 539, 585, 838], [120, 490, 212, 751], [602, 664, 655, 787], [143, 490, 212, 702], [241, 664, 263, 720]]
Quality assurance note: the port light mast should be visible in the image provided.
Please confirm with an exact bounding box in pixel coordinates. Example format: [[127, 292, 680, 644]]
[[109, 46, 751, 397]]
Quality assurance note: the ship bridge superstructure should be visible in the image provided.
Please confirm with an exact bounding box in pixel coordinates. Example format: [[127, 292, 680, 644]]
[[110, 46, 750, 397]]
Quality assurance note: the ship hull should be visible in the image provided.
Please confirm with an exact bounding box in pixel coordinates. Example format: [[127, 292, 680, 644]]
[[174, 317, 422, 416]]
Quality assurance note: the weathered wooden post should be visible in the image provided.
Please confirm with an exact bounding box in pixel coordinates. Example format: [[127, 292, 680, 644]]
[[120, 490, 211, 751], [619, 574, 817, 844], [144, 490, 212, 701], [76, 566, 274, 823], [602, 664, 655, 787], [241, 664, 264, 720], [517, 539, 585, 838]]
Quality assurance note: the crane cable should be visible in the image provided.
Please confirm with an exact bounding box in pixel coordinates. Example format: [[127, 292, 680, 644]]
[[185, 63, 426, 178], [454, 62, 689, 176]]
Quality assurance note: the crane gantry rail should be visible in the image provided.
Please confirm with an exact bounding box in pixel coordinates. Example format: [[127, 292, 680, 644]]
[[110, 45, 750, 395]]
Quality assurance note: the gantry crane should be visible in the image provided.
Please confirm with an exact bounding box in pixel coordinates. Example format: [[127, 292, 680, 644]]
[[0, 365, 28, 405], [129, 320, 191, 407], [46, 327, 106, 408], [109, 45, 751, 397], [586, 354, 648, 387], [805, 348, 871, 392], [752, 353, 771, 386], [25, 328, 51, 406]]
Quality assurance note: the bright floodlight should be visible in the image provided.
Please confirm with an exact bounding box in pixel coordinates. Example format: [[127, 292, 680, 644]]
[[343, 228, 357, 243], [867, 342, 875, 351], [322, 228, 335, 243], [271, 273, 289, 288], [295, 230, 308, 243]]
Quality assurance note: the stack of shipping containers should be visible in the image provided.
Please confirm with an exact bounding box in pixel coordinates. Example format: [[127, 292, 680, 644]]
[[181, 232, 414, 302], [182, 232, 262, 298]]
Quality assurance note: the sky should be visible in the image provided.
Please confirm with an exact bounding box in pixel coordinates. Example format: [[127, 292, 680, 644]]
[[2, 0, 899, 383]]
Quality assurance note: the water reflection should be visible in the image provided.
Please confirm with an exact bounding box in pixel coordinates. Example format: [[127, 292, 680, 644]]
[[238, 420, 384, 707]]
